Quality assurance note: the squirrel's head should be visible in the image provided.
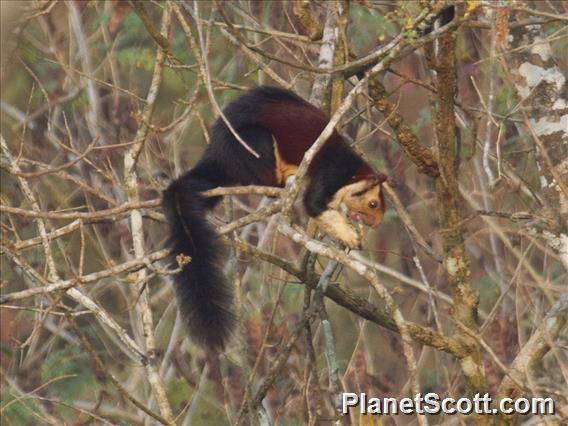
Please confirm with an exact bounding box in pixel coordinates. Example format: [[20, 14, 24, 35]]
[[335, 173, 387, 228]]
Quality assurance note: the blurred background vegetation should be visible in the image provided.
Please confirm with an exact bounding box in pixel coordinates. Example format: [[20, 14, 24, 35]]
[[1, 1, 566, 425]]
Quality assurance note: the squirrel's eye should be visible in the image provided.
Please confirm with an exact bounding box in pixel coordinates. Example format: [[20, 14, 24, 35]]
[[368, 201, 378, 209]]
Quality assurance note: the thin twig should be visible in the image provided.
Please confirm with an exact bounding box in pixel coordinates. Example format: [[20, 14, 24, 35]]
[[122, 3, 174, 421]]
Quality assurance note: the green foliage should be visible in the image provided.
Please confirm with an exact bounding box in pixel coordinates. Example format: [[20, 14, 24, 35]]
[[382, 207, 399, 224], [421, 368, 441, 393], [384, 2, 418, 39], [69, 90, 91, 113], [172, 32, 193, 64], [412, 107, 432, 133], [163, 68, 186, 96], [117, 47, 156, 72], [91, 11, 111, 31], [495, 82, 516, 116], [0, 390, 42, 426], [368, 149, 387, 172], [0, 341, 14, 360], [186, 379, 228, 425], [40, 346, 97, 402], [349, 2, 399, 43], [474, 275, 500, 308], [17, 41, 41, 70], [119, 12, 153, 45], [167, 377, 192, 410], [281, 281, 305, 309]]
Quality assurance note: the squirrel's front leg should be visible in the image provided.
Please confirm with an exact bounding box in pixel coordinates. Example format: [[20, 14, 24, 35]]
[[314, 209, 361, 249]]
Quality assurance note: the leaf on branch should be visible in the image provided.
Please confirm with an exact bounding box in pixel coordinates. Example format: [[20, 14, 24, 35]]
[[176, 254, 192, 267]]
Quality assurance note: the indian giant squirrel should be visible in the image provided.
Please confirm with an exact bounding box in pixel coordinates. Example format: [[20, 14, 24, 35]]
[[162, 86, 387, 350]]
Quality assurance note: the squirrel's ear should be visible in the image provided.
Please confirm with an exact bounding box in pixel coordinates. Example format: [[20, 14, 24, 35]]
[[374, 173, 388, 185]]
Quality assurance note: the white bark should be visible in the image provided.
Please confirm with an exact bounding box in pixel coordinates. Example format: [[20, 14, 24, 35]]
[[510, 21, 568, 270], [309, 1, 340, 107]]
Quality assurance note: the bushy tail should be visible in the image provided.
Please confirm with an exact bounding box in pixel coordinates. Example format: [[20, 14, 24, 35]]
[[162, 172, 235, 350]]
